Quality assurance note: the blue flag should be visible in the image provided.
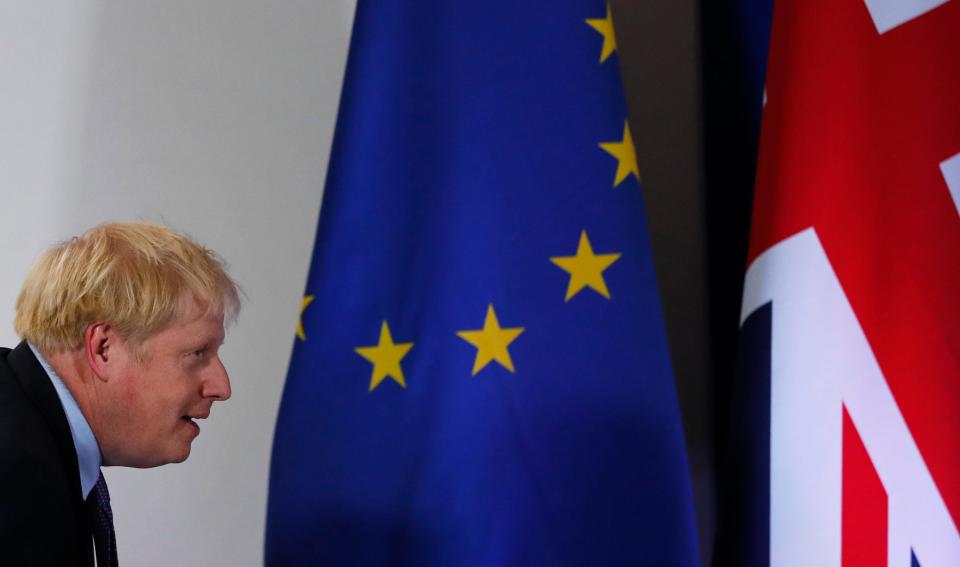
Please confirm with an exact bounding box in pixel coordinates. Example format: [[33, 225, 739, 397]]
[[265, 1, 699, 564]]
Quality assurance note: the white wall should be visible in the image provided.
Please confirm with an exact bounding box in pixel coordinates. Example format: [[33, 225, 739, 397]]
[[0, 1, 356, 564]]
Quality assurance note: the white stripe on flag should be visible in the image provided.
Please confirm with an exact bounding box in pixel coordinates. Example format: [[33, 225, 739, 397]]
[[941, 152, 960, 219], [863, 0, 951, 34], [741, 228, 960, 566]]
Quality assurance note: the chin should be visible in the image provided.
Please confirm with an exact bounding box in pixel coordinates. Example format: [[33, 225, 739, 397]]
[[136, 445, 193, 468], [170, 448, 192, 464], [104, 439, 193, 468], [164, 443, 193, 465]]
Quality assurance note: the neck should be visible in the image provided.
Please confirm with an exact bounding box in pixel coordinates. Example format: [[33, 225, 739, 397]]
[[43, 348, 106, 454]]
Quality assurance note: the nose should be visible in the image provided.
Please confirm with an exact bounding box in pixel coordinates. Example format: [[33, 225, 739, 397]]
[[202, 356, 232, 401]]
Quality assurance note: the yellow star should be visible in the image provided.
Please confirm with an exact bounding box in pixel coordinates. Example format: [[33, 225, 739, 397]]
[[354, 321, 414, 392], [456, 305, 525, 376], [585, 4, 617, 63], [599, 121, 640, 187], [296, 295, 315, 341], [550, 231, 622, 301]]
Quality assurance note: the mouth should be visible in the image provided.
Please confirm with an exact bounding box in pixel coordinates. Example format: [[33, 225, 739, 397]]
[[182, 410, 210, 421], [180, 415, 205, 434]]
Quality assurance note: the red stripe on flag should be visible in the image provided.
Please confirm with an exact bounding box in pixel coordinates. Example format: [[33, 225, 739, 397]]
[[750, 0, 960, 526], [842, 405, 888, 567]]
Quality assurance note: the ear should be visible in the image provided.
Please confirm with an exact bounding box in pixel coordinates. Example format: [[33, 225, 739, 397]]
[[84, 322, 113, 383]]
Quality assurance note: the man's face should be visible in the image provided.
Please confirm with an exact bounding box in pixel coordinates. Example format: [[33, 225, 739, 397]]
[[99, 299, 231, 468]]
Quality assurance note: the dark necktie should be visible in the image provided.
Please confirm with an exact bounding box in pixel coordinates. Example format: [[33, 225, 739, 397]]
[[88, 472, 119, 567]]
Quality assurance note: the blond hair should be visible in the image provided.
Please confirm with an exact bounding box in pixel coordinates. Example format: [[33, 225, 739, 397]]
[[15, 221, 240, 352]]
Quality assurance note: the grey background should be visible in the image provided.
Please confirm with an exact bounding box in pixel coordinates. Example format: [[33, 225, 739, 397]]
[[1, 2, 354, 565]]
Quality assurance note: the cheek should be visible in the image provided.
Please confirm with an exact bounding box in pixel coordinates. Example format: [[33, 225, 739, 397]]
[[116, 370, 185, 429], [114, 385, 153, 434]]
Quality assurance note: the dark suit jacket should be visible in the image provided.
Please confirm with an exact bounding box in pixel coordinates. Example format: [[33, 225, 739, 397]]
[[0, 342, 94, 566]]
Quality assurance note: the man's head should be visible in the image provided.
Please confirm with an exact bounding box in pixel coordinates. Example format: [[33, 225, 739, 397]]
[[15, 221, 240, 467]]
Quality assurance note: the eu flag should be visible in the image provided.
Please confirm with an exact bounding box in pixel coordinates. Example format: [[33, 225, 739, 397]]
[[265, 1, 699, 564]]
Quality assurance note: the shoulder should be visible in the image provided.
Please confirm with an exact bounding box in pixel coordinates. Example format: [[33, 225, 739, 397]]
[[0, 346, 89, 565], [0, 351, 68, 489], [0, 347, 73, 505], [0, 354, 84, 563], [0, 349, 48, 449], [0, 344, 67, 456], [0, 351, 42, 447]]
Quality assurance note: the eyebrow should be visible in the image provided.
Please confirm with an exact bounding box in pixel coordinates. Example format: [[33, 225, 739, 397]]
[[184, 337, 220, 352]]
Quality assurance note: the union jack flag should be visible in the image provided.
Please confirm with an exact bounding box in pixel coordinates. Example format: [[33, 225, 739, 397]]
[[731, 0, 960, 565]]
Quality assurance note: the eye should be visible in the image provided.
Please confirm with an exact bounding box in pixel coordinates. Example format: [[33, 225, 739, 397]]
[[191, 348, 208, 359]]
